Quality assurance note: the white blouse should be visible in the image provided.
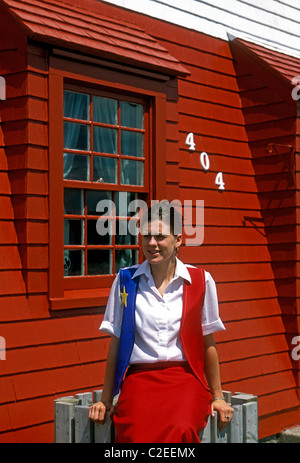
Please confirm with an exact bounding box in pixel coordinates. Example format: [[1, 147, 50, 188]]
[[100, 258, 225, 364]]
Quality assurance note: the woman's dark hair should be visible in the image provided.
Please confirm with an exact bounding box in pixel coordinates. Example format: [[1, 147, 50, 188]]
[[141, 200, 182, 236]]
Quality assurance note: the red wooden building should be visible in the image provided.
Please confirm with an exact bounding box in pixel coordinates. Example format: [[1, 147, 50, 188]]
[[0, 0, 299, 442]]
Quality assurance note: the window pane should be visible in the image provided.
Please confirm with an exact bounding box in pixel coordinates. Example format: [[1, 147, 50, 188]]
[[64, 122, 89, 151], [93, 127, 117, 154], [63, 153, 89, 181], [64, 249, 84, 276], [115, 249, 137, 273], [115, 220, 138, 245], [64, 90, 89, 120], [93, 96, 117, 124], [95, 216, 115, 240], [64, 189, 83, 215], [87, 219, 111, 245], [87, 190, 112, 215], [64, 219, 83, 245], [87, 249, 111, 275], [62, 89, 148, 280], [121, 159, 144, 186], [115, 191, 138, 217], [121, 131, 143, 157], [121, 102, 143, 129], [93, 156, 117, 184]]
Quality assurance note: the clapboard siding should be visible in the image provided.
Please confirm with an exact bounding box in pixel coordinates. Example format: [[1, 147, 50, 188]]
[[221, 352, 293, 382], [179, 98, 244, 126], [164, 42, 236, 76], [8, 362, 107, 402], [180, 83, 241, 108], [0, 63, 27, 302], [220, 298, 284, 322], [230, 39, 298, 435], [146, 9, 298, 437], [297, 103, 300, 333], [216, 333, 289, 362], [0, 10, 111, 442], [202, 227, 267, 246], [233, 49, 297, 352], [232, 372, 298, 407]]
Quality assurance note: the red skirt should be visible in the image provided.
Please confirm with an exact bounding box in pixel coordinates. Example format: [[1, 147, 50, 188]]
[[113, 362, 211, 443]]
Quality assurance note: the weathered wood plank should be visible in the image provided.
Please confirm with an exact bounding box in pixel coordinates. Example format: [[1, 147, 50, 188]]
[[74, 405, 94, 443], [243, 402, 258, 443], [230, 405, 243, 443], [199, 415, 211, 442], [54, 398, 79, 443]]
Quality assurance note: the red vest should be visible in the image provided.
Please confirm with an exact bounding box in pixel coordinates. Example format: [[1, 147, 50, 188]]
[[180, 267, 209, 391]]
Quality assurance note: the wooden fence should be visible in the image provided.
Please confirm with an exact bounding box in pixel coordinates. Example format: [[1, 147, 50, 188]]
[[54, 390, 258, 443]]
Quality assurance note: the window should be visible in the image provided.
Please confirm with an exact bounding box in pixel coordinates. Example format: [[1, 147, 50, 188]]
[[62, 88, 149, 277], [48, 59, 168, 308]]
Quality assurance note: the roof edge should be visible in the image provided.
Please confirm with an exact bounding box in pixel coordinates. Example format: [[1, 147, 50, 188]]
[[229, 36, 294, 89], [0, 0, 190, 78]]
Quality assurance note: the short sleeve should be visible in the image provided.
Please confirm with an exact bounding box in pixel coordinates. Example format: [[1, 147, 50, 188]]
[[99, 273, 123, 338], [202, 271, 225, 336]]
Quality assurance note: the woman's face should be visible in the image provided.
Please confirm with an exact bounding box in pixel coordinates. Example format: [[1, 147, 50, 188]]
[[141, 219, 182, 266]]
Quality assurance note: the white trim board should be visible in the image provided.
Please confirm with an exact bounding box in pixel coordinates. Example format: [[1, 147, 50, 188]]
[[100, 0, 300, 60]]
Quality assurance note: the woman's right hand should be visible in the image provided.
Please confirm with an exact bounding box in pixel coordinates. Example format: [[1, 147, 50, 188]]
[[88, 400, 116, 424]]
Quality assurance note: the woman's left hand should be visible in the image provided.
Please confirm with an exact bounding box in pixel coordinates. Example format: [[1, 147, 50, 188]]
[[211, 399, 234, 431]]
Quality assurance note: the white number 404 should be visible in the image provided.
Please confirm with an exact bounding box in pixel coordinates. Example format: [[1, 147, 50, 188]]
[[186, 133, 225, 190]]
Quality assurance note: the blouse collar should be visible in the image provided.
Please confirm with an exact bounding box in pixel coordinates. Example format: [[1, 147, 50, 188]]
[[132, 257, 192, 284]]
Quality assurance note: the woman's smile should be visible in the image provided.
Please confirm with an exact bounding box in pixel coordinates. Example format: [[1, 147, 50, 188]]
[[146, 249, 161, 260]]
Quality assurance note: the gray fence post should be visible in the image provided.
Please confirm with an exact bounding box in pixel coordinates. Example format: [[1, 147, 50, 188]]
[[231, 393, 258, 443], [230, 405, 243, 443], [243, 401, 258, 443], [75, 405, 94, 443], [94, 418, 113, 443], [210, 411, 231, 443], [92, 388, 113, 443], [199, 415, 211, 442], [218, 391, 232, 443], [75, 392, 93, 406], [54, 398, 79, 443], [93, 390, 103, 404]]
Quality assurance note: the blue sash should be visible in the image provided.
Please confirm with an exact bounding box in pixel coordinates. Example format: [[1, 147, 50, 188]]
[[113, 267, 139, 398]]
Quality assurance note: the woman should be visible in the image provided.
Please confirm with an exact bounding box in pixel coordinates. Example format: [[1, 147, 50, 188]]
[[89, 201, 234, 443]]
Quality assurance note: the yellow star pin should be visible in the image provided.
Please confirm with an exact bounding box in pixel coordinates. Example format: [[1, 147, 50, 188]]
[[120, 285, 128, 307]]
